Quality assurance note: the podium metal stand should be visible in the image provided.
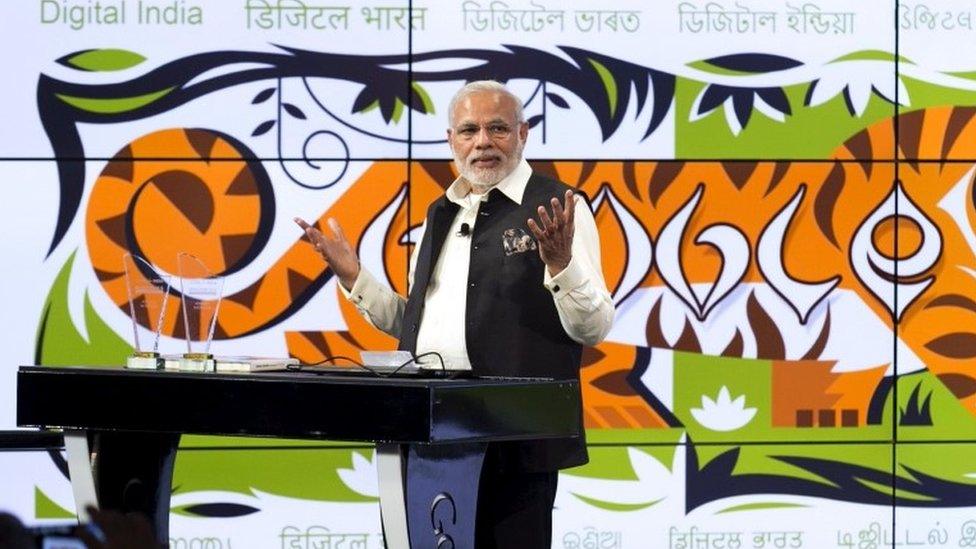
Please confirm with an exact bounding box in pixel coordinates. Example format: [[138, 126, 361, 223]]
[[17, 365, 581, 548]]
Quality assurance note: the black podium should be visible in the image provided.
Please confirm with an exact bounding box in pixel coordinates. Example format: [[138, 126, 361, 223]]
[[16, 365, 581, 548]]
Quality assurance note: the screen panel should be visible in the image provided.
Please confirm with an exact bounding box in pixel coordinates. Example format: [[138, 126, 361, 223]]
[[4, 1, 975, 547]]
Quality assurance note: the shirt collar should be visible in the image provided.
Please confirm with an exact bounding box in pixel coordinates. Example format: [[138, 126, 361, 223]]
[[446, 158, 531, 207]]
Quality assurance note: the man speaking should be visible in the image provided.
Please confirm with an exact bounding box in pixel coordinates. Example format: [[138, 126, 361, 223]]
[[296, 80, 614, 548]]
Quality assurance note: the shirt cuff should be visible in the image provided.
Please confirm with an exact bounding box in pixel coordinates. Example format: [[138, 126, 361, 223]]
[[543, 255, 587, 297], [340, 267, 379, 306]]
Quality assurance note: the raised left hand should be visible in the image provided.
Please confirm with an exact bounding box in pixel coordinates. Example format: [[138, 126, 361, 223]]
[[527, 189, 576, 277]]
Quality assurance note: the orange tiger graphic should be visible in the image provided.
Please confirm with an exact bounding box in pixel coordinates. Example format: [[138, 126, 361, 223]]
[[85, 106, 976, 428]]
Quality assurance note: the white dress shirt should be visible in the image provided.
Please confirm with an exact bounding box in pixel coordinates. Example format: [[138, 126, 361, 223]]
[[342, 159, 614, 369]]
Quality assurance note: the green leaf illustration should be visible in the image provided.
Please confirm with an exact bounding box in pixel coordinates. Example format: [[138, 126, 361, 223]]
[[718, 502, 807, 514], [173, 448, 377, 502], [56, 87, 174, 114], [391, 97, 405, 124], [946, 71, 976, 81], [35, 487, 75, 519], [58, 49, 146, 72], [829, 50, 913, 64], [571, 492, 661, 512], [411, 81, 435, 115], [857, 477, 935, 502], [588, 58, 618, 117], [686, 60, 754, 76], [35, 251, 132, 366]]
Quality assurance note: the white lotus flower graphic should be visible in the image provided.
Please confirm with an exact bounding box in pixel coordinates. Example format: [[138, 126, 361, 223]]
[[557, 435, 691, 516], [337, 450, 379, 498], [690, 386, 757, 431], [806, 57, 909, 117], [559, 447, 674, 508]]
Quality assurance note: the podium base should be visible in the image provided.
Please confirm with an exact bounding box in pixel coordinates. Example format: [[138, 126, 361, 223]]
[[179, 353, 215, 372], [126, 353, 163, 370]]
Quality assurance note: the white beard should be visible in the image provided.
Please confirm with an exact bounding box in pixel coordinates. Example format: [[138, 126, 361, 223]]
[[453, 138, 524, 193]]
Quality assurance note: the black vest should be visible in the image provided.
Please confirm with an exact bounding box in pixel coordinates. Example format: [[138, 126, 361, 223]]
[[399, 174, 588, 471]]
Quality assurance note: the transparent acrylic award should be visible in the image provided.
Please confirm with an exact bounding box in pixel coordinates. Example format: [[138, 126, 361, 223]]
[[122, 254, 172, 369], [177, 253, 224, 372]]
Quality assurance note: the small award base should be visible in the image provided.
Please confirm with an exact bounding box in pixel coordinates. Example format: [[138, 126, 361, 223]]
[[126, 351, 163, 370], [179, 352, 215, 372]]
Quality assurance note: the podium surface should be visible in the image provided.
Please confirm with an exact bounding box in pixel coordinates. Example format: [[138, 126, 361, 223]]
[[17, 365, 582, 548], [17, 365, 579, 442]]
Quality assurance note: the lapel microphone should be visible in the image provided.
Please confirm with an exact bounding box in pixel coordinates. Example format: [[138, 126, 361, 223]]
[[458, 223, 471, 237]]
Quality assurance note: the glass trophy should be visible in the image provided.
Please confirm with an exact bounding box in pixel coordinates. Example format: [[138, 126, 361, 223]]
[[177, 253, 224, 372], [122, 254, 172, 369]]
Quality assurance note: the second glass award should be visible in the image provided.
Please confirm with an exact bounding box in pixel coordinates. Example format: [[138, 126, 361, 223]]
[[177, 253, 224, 371]]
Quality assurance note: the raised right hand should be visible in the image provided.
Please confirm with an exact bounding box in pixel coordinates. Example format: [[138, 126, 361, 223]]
[[294, 217, 360, 290]]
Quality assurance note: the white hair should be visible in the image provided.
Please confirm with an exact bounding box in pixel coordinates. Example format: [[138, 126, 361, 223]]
[[447, 80, 525, 126]]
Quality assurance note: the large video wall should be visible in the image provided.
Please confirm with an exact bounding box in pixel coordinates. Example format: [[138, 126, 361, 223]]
[[4, 0, 976, 546]]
